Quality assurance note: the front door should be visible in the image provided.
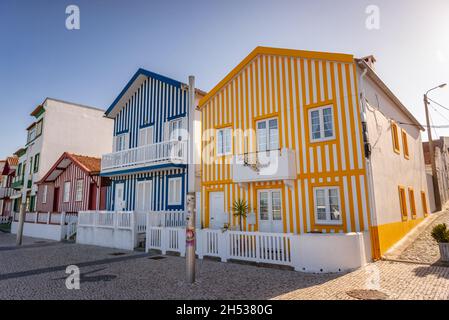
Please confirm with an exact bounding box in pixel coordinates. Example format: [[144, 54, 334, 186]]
[[53, 187, 60, 212], [114, 183, 125, 211], [88, 183, 97, 210], [136, 180, 152, 212], [209, 191, 225, 229], [257, 189, 283, 233]]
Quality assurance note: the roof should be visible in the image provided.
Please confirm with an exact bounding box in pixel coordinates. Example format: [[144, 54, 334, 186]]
[[38, 152, 101, 183], [105, 68, 207, 118], [355, 58, 424, 131], [198, 46, 354, 108], [31, 98, 105, 118], [6, 156, 18, 167]]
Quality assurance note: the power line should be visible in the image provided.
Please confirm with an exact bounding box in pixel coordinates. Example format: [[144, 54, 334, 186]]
[[428, 98, 449, 113], [430, 104, 449, 123]]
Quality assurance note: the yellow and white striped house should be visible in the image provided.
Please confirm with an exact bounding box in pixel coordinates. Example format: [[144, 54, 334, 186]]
[[198, 47, 430, 262]]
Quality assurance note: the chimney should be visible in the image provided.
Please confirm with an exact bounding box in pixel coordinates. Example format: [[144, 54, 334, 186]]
[[361, 55, 376, 70]]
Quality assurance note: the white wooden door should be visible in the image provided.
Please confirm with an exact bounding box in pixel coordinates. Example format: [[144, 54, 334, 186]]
[[209, 191, 225, 229], [257, 189, 283, 233], [136, 180, 152, 212], [114, 183, 125, 211]]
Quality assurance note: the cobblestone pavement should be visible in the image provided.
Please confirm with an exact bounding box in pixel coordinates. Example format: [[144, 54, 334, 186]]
[[399, 211, 449, 264], [1, 233, 448, 300]]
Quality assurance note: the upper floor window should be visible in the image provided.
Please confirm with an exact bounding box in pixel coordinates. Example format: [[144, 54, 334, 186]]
[[408, 187, 416, 219], [168, 119, 183, 141], [216, 128, 232, 156], [257, 118, 279, 152], [114, 133, 129, 152], [398, 186, 407, 221], [33, 153, 40, 173], [27, 127, 36, 143], [17, 163, 22, 176], [401, 129, 409, 159], [309, 105, 335, 142], [138, 126, 154, 147], [391, 122, 400, 154], [313, 186, 342, 225], [36, 120, 43, 137]]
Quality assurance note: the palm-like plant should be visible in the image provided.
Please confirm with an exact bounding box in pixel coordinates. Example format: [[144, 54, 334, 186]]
[[232, 199, 250, 231]]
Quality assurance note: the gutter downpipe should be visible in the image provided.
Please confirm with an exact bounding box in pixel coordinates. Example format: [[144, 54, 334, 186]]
[[358, 63, 380, 260]]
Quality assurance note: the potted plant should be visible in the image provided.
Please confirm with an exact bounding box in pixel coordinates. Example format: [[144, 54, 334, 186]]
[[431, 223, 449, 262], [232, 199, 250, 231]]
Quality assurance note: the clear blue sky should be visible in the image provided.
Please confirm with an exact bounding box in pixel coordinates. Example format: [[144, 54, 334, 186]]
[[1, 0, 449, 159]]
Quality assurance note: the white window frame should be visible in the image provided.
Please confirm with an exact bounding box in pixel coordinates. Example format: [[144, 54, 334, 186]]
[[168, 118, 183, 141], [313, 186, 342, 225], [75, 179, 83, 202], [216, 127, 232, 156], [138, 126, 154, 147], [167, 177, 182, 206], [42, 185, 48, 204], [114, 133, 129, 152], [63, 181, 71, 203], [308, 105, 335, 142], [256, 117, 279, 152]]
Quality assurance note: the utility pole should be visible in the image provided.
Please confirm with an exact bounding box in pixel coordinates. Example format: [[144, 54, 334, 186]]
[[424, 84, 446, 212], [186, 75, 196, 283], [16, 147, 31, 245]]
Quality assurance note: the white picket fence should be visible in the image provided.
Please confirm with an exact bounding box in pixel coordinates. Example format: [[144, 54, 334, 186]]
[[146, 226, 186, 256]]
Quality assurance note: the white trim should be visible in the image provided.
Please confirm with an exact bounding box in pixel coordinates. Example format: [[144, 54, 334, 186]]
[[75, 179, 83, 202], [63, 181, 71, 203], [308, 104, 336, 143], [42, 185, 48, 204], [256, 117, 279, 152], [313, 186, 342, 226], [216, 127, 232, 156]]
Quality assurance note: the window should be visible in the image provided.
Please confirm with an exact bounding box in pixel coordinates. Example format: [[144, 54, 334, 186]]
[[17, 163, 22, 176], [27, 127, 36, 143], [408, 187, 416, 218], [257, 118, 279, 151], [138, 126, 154, 147], [33, 153, 40, 173], [402, 129, 409, 159], [391, 122, 400, 154], [75, 179, 83, 202], [168, 119, 183, 141], [36, 120, 43, 136], [29, 157, 33, 174], [216, 128, 232, 156], [398, 186, 407, 221], [167, 177, 182, 206], [309, 105, 335, 142], [114, 133, 128, 152], [63, 181, 71, 203], [30, 195, 35, 212], [313, 187, 342, 225], [42, 185, 48, 204], [421, 191, 429, 217]]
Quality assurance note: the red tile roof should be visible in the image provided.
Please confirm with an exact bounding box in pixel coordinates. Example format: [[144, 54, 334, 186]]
[[70, 154, 101, 173]]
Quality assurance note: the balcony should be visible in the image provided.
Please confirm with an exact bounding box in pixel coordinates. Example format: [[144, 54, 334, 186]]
[[11, 175, 32, 190], [101, 140, 187, 173], [0, 187, 19, 199], [232, 148, 297, 184]]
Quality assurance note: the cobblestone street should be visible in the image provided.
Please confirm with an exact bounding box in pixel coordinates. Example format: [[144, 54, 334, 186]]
[[399, 211, 449, 264], [1, 233, 448, 300]]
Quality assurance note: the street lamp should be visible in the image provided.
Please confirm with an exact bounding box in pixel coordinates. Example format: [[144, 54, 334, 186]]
[[424, 83, 447, 212]]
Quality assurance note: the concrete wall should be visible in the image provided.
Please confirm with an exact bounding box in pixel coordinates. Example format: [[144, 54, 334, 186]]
[[11, 221, 63, 241], [359, 66, 429, 255]]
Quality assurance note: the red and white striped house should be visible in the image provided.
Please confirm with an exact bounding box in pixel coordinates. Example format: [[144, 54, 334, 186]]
[[36, 153, 110, 214]]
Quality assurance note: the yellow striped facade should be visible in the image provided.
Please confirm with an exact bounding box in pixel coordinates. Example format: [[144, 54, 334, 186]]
[[199, 47, 371, 236]]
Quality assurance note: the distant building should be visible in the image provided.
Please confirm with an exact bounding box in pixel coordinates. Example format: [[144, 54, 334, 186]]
[[11, 98, 113, 215], [0, 156, 19, 217], [423, 137, 449, 212]]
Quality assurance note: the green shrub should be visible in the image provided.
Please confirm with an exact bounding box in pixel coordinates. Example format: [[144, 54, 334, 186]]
[[431, 223, 449, 243]]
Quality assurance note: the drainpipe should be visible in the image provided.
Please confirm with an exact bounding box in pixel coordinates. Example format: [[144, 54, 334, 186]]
[[358, 63, 380, 260]]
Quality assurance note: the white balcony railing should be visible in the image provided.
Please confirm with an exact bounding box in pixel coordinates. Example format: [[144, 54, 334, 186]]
[[101, 140, 187, 172], [232, 148, 297, 183], [0, 187, 19, 199]]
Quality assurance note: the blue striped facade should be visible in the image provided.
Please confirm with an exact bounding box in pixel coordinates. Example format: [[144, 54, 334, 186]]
[[106, 168, 186, 211], [104, 69, 189, 211]]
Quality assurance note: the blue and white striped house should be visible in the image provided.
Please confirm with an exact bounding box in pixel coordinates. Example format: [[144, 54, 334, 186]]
[[100, 68, 205, 218]]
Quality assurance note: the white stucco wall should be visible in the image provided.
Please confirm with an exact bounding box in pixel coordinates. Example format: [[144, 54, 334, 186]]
[[37, 99, 113, 182], [359, 68, 429, 227]]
